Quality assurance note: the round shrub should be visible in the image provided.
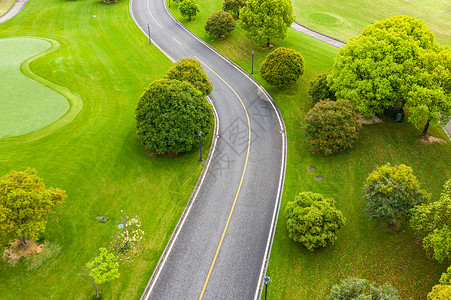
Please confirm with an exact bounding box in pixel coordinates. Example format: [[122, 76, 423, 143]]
[[308, 73, 336, 104], [326, 277, 401, 300], [260, 47, 304, 87], [285, 191, 345, 251], [428, 285, 451, 300], [165, 57, 213, 97], [135, 79, 214, 154], [304, 99, 361, 156], [205, 11, 236, 39]]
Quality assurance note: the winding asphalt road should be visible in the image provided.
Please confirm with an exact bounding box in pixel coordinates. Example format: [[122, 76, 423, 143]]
[[130, 0, 286, 299]]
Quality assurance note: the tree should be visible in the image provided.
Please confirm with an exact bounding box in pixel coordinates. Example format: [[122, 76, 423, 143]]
[[0, 169, 66, 247], [326, 277, 401, 300], [179, 0, 199, 21], [260, 47, 305, 87], [222, 0, 246, 18], [304, 99, 361, 156], [364, 163, 429, 226], [205, 11, 236, 39], [411, 179, 451, 262], [135, 79, 214, 155], [165, 57, 213, 97], [309, 73, 336, 104], [239, 0, 294, 47], [328, 16, 444, 119], [406, 47, 451, 135], [285, 191, 346, 251], [428, 285, 451, 300], [439, 265, 451, 285], [86, 248, 120, 298]]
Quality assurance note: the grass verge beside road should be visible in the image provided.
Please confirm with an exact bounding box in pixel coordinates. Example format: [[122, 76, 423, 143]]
[[171, 1, 451, 298], [0, 0, 211, 298]]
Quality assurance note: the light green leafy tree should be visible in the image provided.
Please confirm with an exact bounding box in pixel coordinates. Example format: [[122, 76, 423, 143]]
[[165, 57, 213, 97], [0, 169, 66, 247], [86, 248, 120, 298], [285, 191, 346, 251], [239, 0, 294, 47], [260, 47, 304, 87], [428, 285, 451, 300], [411, 179, 451, 262], [326, 277, 401, 300], [179, 0, 200, 21], [205, 11, 236, 39], [328, 15, 449, 135], [222, 0, 246, 18], [439, 265, 451, 285], [364, 163, 429, 227], [135, 79, 214, 155]]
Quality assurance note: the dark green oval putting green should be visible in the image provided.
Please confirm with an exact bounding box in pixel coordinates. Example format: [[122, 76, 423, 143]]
[[0, 38, 69, 138], [309, 12, 341, 25]]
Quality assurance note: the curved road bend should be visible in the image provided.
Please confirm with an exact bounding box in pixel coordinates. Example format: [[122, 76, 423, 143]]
[[131, 0, 286, 299]]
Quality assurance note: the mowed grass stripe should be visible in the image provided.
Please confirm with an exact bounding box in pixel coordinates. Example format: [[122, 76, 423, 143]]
[[0, 0, 211, 299]]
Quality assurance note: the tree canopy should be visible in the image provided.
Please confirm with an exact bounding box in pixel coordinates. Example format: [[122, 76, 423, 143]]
[[260, 47, 304, 86], [309, 73, 336, 104], [222, 0, 246, 18], [0, 169, 66, 246], [205, 11, 236, 39], [364, 163, 429, 226], [86, 248, 120, 298], [179, 0, 200, 20], [411, 179, 451, 262], [326, 277, 401, 300], [328, 15, 450, 134], [135, 79, 214, 155], [165, 57, 213, 97], [305, 99, 361, 156], [285, 191, 346, 251], [239, 0, 294, 47], [428, 285, 451, 300]]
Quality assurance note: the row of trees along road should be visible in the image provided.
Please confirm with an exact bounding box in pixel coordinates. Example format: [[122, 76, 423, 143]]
[[328, 15, 451, 136]]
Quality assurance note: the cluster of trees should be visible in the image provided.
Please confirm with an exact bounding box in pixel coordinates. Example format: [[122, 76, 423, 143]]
[[0, 169, 66, 247], [285, 191, 345, 251], [136, 57, 214, 155], [326, 277, 401, 300]]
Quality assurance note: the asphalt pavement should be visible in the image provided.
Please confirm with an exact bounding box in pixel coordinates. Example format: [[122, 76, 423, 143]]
[[130, 0, 286, 299]]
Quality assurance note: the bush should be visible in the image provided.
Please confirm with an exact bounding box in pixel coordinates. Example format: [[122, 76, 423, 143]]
[[304, 99, 361, 156], [179, 0, 199, 20], [165, 57, 213, 97], [135, 79, 214, 154], [326, 277, 401, 300], [205, 11, 236, 39], [364, 163, 429, 226], [260, 47, 304, 87], [428, 285, 451, 300], [222, 0, 246, 18], [285, 191, 346, 251], [308, 73, 336, 104]]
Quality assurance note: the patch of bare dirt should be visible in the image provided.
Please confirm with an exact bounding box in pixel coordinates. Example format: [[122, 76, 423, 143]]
[[359, 114, 383, 124], [2, 240, 43, 265], [419, 135, 447, 144]]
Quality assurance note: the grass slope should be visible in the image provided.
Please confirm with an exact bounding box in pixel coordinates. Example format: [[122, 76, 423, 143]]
[[171, 1, 451, 299], [0, 0, 210, 298], [292, 0, 451, 46]]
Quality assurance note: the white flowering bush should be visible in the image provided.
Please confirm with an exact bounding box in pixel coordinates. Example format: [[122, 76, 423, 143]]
[[110, 211, 145, 264]]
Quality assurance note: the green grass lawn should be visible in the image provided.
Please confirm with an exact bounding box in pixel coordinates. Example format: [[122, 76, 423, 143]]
[[0, 0, 211, 298], [0, 37, 69, 138], [292, 0, 451, 46], [0, 0, 15, 17], [171, 1, 451, 299]]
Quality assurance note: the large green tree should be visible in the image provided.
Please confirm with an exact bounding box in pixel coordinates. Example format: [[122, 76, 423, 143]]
[[0, 169, 66, 246], [86, 248, 120, 298], [364, 163, 429, 226], [328, 15, 450, 135], [179, 0, 200, 21], [239, 0, 294, 47], [285, 191, 346, 251], [411, 179, 451, 262], [136, 79, 214, 155], [165, 57, 213, 97], [204, 10, 236, 39], [260, 47, 304, 87], [222, 0, 246, 18], [326, 277, 401, 300]]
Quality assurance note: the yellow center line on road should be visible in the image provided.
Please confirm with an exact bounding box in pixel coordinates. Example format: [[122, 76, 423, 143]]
[[147, 0, 163, 29], [172, 37, 182, 45], [194, 56, 252, 300]]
